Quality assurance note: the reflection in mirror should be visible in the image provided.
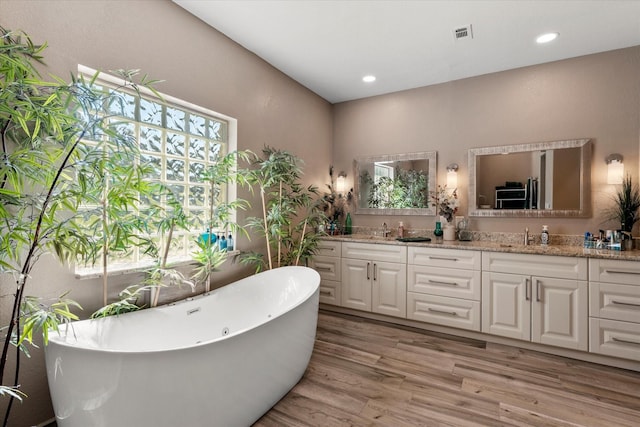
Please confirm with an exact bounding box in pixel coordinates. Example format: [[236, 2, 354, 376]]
[[468, 138, 591, 217], [354, 151, 437, 215]]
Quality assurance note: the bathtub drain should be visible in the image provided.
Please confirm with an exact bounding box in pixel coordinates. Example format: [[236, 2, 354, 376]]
[[222, 327, 230, 336]]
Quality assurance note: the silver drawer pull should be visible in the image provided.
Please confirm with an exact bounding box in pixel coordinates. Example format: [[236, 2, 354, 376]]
[[427, 308, 458, 316], [319, 290, 333, 296], [315, 266, 333, 272], [604, 269, 640, 276], [427, 279, 459, 287], [428, 256, 459, 262], [611, 300, 640, 308], [612, 337, 640, 346]]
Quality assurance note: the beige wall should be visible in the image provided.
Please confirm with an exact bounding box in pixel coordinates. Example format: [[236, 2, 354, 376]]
[[0, 1, 332, 425], [334, 46, 640, 235], [2, 1, 640, 425]]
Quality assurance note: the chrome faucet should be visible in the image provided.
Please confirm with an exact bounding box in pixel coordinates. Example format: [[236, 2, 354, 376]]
[[382, 222, 390, 237]]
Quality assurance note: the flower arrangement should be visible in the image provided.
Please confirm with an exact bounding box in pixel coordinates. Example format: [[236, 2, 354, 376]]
[[432, 185, 459, 223]]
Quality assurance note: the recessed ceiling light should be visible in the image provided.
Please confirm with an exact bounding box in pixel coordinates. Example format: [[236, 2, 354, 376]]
[[536, 32, 559, 44], [362, 75, 376, 83]]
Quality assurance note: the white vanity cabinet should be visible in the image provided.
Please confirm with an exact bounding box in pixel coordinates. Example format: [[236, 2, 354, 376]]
[[309, 240, 342, 305], [406, 247, 481, 331], [482, 252, 588, 351], [589, 258, 640, 361], [341, 242, 407, 318]]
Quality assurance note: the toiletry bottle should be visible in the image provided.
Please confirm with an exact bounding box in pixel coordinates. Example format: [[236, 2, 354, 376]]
[[398, 221, 405, 239], [541, 225, 549, 246], [434, 221, 443, 241], [227, 234, 234, 251], [345, 213, 352, 235], [219, 234, 227, 250]]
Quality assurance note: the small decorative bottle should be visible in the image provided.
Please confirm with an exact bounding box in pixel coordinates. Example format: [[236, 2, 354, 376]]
[[345, 213, 352, 235], [541, 225, 549, 246], [227, 234, 234, 251], [434, 221, 443, 242], [219, 234, 227, 250], [398, 221, 405, 239]]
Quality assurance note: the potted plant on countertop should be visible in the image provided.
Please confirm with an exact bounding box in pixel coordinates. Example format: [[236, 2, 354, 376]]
[[320, 165, 352, 234], [605, 174, 640, 250]]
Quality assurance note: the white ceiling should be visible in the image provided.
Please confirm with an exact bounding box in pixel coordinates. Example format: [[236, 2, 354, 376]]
[[173, 0, 640, 104]]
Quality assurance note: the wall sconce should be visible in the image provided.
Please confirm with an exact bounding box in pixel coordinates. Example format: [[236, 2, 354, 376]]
[[336, 171, 347, 193], [446, 163, 459, 189], [606, 153, 624, 185]]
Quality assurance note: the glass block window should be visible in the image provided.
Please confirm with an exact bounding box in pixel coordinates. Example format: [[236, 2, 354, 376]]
[[75, 66, 237, 275]]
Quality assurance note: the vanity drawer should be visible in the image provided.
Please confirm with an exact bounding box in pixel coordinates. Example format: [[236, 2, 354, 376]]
[[482, 252, 587, 280], [407, 265, 480, 300], [342, 242, 406, 263], [408, 247, 480, 270], [407, 293, 480, 331], [319, 279, 341, 306], [589, 318, 640, 362], [590, 282, 640, 323], [309, 255, 341, 281], [317, 240, 342, 257], [589, 259, 640, 285]]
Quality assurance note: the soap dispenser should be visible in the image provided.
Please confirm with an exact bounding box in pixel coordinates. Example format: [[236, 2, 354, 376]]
[[398, 221, 405, 239], [541, 225, 549, 246]]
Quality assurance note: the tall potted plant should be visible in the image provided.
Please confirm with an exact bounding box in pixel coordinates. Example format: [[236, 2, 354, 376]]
[[0, 26, 160, 425], [239, 146, 325, 272], [191, 150, 251, 291]]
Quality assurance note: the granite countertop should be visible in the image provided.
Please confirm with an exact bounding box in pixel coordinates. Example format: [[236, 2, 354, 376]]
[[322, 234, 640, 261]]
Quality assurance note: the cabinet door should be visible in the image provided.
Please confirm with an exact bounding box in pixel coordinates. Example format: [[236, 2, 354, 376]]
[[531, 277, 588, 351], [372, 261, 406, 318], [482, 272, 531, 340], [341, 258, 372, 311]]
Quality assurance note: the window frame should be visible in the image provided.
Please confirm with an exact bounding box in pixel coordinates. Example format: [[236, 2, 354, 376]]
[[74, 65, 238, 279]]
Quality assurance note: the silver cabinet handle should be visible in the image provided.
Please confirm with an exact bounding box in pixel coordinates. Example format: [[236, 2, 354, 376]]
[[367, 262, 370, 280], [427, 279, 459, 287], [536, 279, 541, 302], [427, 308, 458, 316], [604, 269, 640, 275], [373, 263, 377, 281], [315, 266, 332, 272], [525, 278, 531, 301], [319, 290, 332, 296], [612, 337, 640, 346], [428, 256, 459, 262], [611, 300, 640, 308]]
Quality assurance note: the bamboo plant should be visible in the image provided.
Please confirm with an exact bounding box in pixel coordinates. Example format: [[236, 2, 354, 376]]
[[239, 146, 325, 272], [0, 26, 160, 425], [191, 150, 251, 291]]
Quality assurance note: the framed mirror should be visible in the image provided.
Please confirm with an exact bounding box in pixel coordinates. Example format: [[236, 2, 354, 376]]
[[354, 151, 437, 215], [468, 138, 591, 217]]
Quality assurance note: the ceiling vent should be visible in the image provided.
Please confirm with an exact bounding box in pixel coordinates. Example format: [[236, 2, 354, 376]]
[[453, 25, 473, 41]]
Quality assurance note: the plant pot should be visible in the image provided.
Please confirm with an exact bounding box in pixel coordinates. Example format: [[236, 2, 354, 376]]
[[443, 224, 456, 241]]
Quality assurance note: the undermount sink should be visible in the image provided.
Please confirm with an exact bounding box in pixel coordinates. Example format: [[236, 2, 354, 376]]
[[337, 233, 391, 241]]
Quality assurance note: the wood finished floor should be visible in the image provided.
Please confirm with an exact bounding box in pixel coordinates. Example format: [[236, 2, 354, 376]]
[[254, 310, 640, 427]]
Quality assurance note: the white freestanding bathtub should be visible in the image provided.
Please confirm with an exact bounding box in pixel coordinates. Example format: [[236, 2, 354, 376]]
[[45, 266, 320, 427]]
